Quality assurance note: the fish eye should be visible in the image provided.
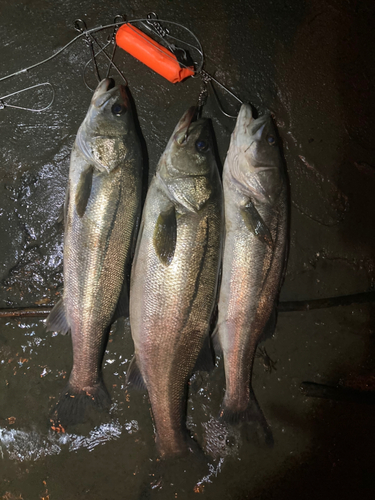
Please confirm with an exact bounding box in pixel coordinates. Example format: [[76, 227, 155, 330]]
[[267, 135, 276, 146], [111, 103, 126, 116], [195, 140, 209, 152]]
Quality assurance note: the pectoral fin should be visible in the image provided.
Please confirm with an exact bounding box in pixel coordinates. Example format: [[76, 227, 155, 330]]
[[153, 205, 177, 266], [75, 166, 94, 217], [240, 201, 273, 248]]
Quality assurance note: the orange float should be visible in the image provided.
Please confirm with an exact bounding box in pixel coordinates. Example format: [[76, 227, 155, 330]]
[[116, 24, 195, 84]]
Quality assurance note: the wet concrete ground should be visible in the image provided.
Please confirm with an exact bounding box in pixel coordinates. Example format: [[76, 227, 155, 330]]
[[1, 0, 375, 498]]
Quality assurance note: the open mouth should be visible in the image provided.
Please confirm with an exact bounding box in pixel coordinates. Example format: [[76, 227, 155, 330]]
[[93, 78, 117, 101], [95, 78, 116, 96], [105, 78, 116, 91], [175, 106, 198, 144], [92, 78, 130, 109]]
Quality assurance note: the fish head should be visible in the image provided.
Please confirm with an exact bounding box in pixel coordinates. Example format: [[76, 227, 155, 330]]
[[76, 78, 135, 173], [160, 106, 214, 178], [158, 107, 218, 212], [229, 104, 284, 204]]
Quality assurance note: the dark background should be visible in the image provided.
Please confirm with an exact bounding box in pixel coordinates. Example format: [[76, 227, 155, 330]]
[[0, 0, 374, 498]]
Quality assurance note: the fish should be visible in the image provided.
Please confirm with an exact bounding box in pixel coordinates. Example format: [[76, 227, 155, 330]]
[[46, 78, 143, 427], [216, 104, 288, 443], [128, 107, 223, 458]]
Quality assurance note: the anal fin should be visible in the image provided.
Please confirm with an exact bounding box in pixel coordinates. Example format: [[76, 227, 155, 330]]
[[211, 324, 223, 357], [126, 356, 146, 390], [194, 336, 215, 372], [260, 306, 278, 342], [112, 278, 129, 323], [46, 298, 70, 335]]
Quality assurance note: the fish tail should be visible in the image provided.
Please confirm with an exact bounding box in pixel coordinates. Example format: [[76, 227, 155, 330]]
[[50, 378, 111, 429], [155, 428, 207, 460], [218, 390, 274, 447]]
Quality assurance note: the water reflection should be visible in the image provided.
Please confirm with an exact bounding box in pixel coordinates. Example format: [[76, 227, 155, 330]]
[[0, 419, 138, 461]]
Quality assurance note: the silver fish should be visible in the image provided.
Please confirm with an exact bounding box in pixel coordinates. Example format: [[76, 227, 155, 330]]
[[216, 104, 288, 442], [46, 78, 143, 427], [129, 107, 223, 458]]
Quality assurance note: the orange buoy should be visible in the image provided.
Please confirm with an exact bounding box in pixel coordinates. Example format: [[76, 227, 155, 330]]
[[116, 24, 195, 84]]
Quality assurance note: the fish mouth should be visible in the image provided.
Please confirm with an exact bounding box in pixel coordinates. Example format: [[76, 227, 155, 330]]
[[172, 106, 211, 146], [174, 106, 198, 144], [237, 103, 254, 128], [91, 78, 128, 108], [232, 104, 254, 147], [93, 78, 115, 98], [235, 105, 273, 147], [106, 78, 116, 91], [236, 105, 271, 136], [251, 114, 272, 138]]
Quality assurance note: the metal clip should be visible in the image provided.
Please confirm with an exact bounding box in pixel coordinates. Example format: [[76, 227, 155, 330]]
[[197, 72, 210, 117], [75, 17, 128, 90], [105, 14, 126, 79], [142, 13, 194, 69], [197, 69, 243, 118], [146, 12, 170, 39], [183, 106, 198, 143], [75, 18, 101, 82]]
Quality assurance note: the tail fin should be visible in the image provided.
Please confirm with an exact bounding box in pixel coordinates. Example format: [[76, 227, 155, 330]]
[[50, 379, 111, 429], [218, 389, 274, 447], [137, 440, 210, 498], [203, 416, 240, 458], [155, 431, 206, 460]]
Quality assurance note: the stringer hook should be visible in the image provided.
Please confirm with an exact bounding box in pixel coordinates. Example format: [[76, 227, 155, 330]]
[[75, 19, 101, 83], [0, 82, 55, 112]]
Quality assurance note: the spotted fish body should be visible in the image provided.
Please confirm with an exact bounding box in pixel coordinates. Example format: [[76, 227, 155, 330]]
[[217, 104, 288, 440], [129, 108, 223, 458], [47, 79, 143, 427]]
